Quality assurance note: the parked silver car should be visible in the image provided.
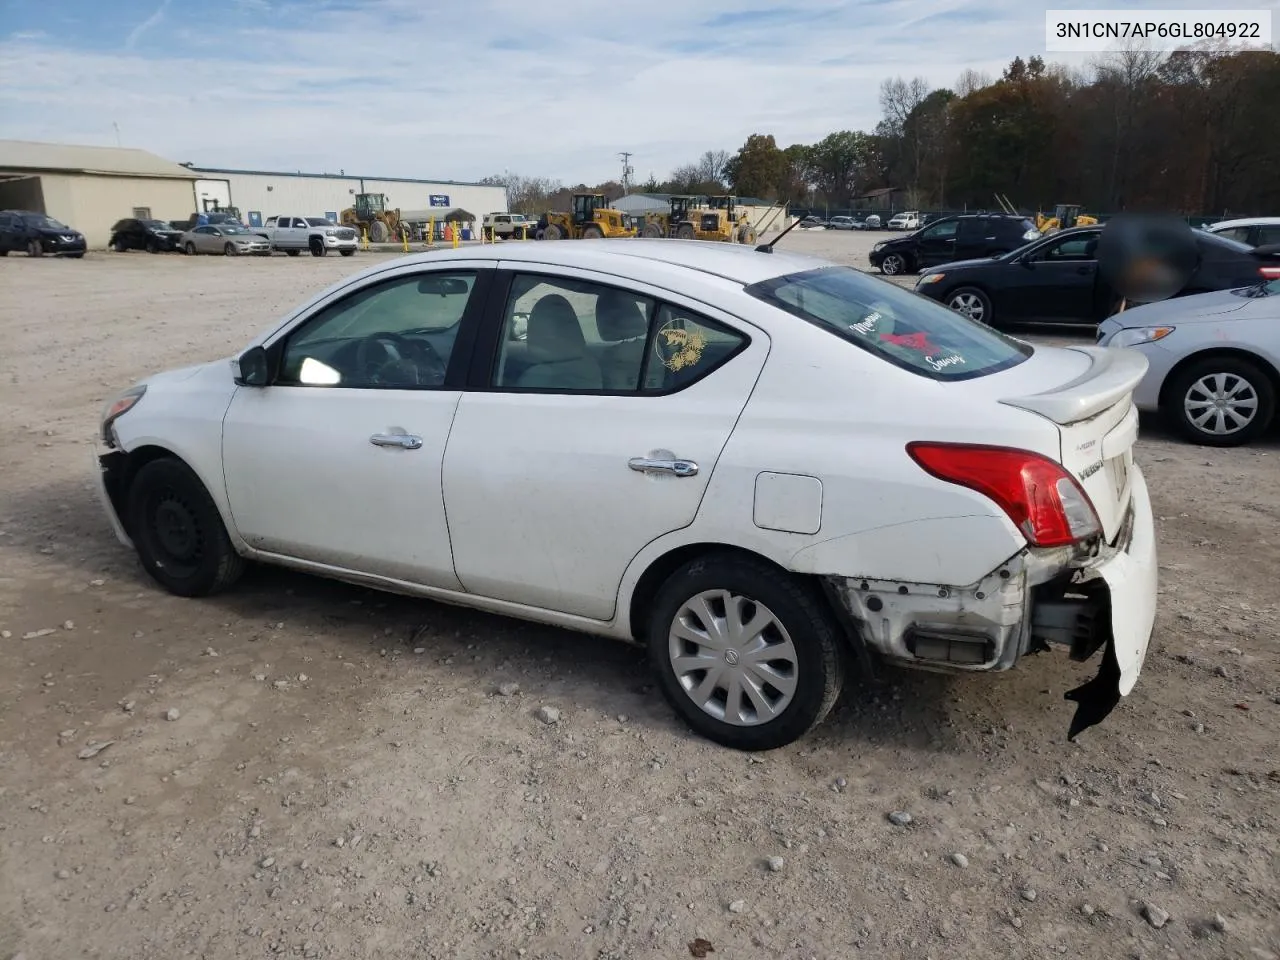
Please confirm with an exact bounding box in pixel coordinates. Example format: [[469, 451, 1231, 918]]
[[1096, 278, 1279, 446], [180, 223, 272, 256]]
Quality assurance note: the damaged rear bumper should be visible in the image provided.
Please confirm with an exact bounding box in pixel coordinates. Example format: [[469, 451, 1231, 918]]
[[824, 465, 1157, 738]]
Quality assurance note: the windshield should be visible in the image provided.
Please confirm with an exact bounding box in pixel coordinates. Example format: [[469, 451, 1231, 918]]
[[30, 215, 69, 230], [306, 217, 334, 226], [220, 224, 250, 235], [746, 266, 1031, 381]]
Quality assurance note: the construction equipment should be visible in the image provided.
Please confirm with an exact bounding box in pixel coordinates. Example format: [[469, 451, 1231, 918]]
[[340, 193, 405, 243], [641, 194, 758, 243], [641, 196, 698, 239], [540, 193, 636, 240], [1035, 204, 1098, 233]]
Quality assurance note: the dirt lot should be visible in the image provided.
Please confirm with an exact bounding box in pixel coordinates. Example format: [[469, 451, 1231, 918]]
[[2, 233, 1277, 960]]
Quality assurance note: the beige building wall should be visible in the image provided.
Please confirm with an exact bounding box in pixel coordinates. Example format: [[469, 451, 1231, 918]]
[[38, 173, 196, 247]]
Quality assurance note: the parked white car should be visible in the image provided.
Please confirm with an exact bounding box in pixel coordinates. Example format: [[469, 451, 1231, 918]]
[[888, 211, 922, 231], [1096, 277, 1279, 446], [96, 240, 1157, 750], [1202, 217, 1280, 250]]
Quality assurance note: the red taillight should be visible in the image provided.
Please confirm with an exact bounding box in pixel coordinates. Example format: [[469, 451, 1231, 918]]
[[1260, 265, 1280, 280], [906, 442, 1101, 547]]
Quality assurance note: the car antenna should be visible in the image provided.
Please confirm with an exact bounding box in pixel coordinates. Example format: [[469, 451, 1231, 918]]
[[756, 198, 799, 253]]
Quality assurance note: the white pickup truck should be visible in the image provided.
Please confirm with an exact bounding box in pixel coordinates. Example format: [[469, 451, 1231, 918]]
[[253, 216, 359, 256]]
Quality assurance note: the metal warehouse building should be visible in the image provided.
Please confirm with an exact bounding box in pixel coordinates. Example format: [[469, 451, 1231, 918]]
[[0, 139, 199, 248], [188, 168, 507, 229]]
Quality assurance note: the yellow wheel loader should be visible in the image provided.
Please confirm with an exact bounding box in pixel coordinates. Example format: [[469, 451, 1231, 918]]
[[1035, 203, 1098, 234], [540, 194, 637, 240], [340, 193, 406, 243]]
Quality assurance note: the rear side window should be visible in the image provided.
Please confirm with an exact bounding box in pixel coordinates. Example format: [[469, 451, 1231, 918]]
[[1257, 225, 1280, 246], [746, 266, 1031, 381]]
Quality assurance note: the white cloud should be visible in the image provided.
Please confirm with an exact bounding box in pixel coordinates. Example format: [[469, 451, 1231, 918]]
[[0, 0, 1217, 183]]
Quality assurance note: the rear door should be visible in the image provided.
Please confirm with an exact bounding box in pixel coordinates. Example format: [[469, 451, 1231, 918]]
[[954, 217, 990, 260], [441, 266, 768, 620]]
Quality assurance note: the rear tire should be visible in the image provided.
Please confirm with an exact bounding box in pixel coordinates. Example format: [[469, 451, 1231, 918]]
[[647, 552, 846, 751], [642, 222, 665, 239], [310, 238, 326, 256], [946, 286, 994, 327], [126, 458, 245, 597], [1165, 356, 1275, 447], [737, 224, 757, 244], [676, 223, 696, 241], [542, 223, 562, 240], [111, 236, 128, 253], [368, 220, 389, 244]]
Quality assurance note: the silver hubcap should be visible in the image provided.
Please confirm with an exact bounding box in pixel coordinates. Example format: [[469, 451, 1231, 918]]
[[1184, 373, 1259, 435], [668, 590, 798, 726], [950, 292, 986, 321], [883, 256, 902, 274]]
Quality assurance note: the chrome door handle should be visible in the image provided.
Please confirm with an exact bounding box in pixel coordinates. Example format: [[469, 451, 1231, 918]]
[[370, 433, 423, 450], [629, 457, 698, 477]]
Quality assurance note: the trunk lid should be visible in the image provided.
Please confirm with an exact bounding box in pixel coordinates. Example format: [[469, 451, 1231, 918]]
[[998, 346, 1147, 542]]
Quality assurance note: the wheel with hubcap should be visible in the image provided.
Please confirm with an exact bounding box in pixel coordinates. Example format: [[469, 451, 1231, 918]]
[[224, 242, 238, 256], [27, 239, 43, 257], [542, 223, 562, 240], [641, 222, 664, 239], [648, 552, 845, 751], [676, 223, 696, 241], [310, 238, 327, 256], [581, 224, 604, 239], [184, 241, 196, 255], [1165, 356, 1275, 447], [126, 457, 245, 597], [947, 286, 993, 326], [879, 253, 907, 275]]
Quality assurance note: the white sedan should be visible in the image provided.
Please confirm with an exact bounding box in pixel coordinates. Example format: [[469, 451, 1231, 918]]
[[96, 240, 1158, 750]]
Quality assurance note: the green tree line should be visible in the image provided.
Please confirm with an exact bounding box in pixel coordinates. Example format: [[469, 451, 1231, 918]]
[[488, 47, 1279, 217]]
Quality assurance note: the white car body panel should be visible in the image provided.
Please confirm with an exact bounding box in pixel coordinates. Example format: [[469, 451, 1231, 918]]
[[97, 239, 1161, 738]]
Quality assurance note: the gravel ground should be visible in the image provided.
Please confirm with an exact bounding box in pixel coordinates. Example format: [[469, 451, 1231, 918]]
[[2, 233, 1278, 960]]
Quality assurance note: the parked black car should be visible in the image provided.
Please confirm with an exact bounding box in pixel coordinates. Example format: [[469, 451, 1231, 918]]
[[109, 217, 184, 253], [868, 214, 1040, 275], [913, 225, 1280, 327], [0, 210, 86, 258]]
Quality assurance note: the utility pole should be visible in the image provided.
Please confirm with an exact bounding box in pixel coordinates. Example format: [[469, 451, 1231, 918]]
[[618, 152, 633, 195]]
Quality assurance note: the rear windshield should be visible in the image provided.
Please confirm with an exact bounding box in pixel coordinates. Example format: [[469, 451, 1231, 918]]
[[746, 266, 1031, 381]]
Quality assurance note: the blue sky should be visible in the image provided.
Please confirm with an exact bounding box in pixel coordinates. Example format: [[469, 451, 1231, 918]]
[[0, 0, 1272, 184]]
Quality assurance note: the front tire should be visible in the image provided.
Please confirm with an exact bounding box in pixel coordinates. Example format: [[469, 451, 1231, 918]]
[[542, 223, 562, 240], [879, 253, 908, 275], [947, 286, 994, 326], [1165, 356, 1275, 447], [737, 224, 757, 244], [126, 458, 245, 597], [339, 248, 355, 256], [582, 224, 604, 239], [310, 238, 327, 256], [648, 553, 845, 751], [27, 239, 43, 258], [185, 242, 197, 255], [641, 222, 665, 238], [224, 242, 237, 256]]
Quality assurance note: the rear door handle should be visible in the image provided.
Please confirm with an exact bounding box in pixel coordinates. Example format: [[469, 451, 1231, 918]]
[[370, 433, 423, 450], [629, 457, 699, 477]]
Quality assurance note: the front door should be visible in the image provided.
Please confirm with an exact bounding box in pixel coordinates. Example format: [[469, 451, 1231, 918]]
[[442, 268, 768, 620], [916, 219, 959, 267], [221, 264, 493, 589], [1011, 231, 1100, 322]]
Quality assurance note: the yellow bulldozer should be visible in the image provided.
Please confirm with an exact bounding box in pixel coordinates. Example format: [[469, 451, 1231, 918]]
[[340, 193, 405, 243], [643, 195, 757, 243], [540, 193, 636, 240], [1035, 203, 1098, 233]]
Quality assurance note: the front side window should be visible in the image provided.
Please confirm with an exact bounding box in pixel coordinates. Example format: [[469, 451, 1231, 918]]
[[305, 217, 333, 227], [922, 220, 958, 240], [280, 271, 477, 388], [747, 266, 1031, 381], [1039, 234, 1098, 261]]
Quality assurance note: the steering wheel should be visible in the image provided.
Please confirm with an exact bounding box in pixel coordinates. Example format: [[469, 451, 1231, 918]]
[[354, 332, 446, 385]]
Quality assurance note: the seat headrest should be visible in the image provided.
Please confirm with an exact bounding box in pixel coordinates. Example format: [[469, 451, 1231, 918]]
[[527, 294, 586, 362], [595, 290, 648, 342]]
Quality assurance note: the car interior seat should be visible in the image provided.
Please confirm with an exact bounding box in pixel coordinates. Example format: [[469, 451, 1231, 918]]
[[594, 290, 650, 390], [515, 294, 603, 390]]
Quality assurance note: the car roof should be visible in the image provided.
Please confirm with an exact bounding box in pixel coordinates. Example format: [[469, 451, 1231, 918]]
[[1207, 217, 1280, 230], [363, 238, 834, 286]]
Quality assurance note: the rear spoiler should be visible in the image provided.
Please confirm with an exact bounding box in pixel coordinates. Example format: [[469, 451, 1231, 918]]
[[1000, 346, 1149, 425]]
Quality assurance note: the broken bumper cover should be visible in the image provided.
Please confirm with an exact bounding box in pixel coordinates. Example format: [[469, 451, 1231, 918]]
[[825, 464, 1158, 738]]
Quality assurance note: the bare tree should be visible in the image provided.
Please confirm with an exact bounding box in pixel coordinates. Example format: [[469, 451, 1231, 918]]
[[879, 76, 933, 195], [954, 69, 991, 97], [696, 149, 732, 188], [1092, 45, 1166, 208]]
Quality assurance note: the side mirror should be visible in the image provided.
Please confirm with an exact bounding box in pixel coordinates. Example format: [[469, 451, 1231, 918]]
[[235, 345, 270, 386]]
